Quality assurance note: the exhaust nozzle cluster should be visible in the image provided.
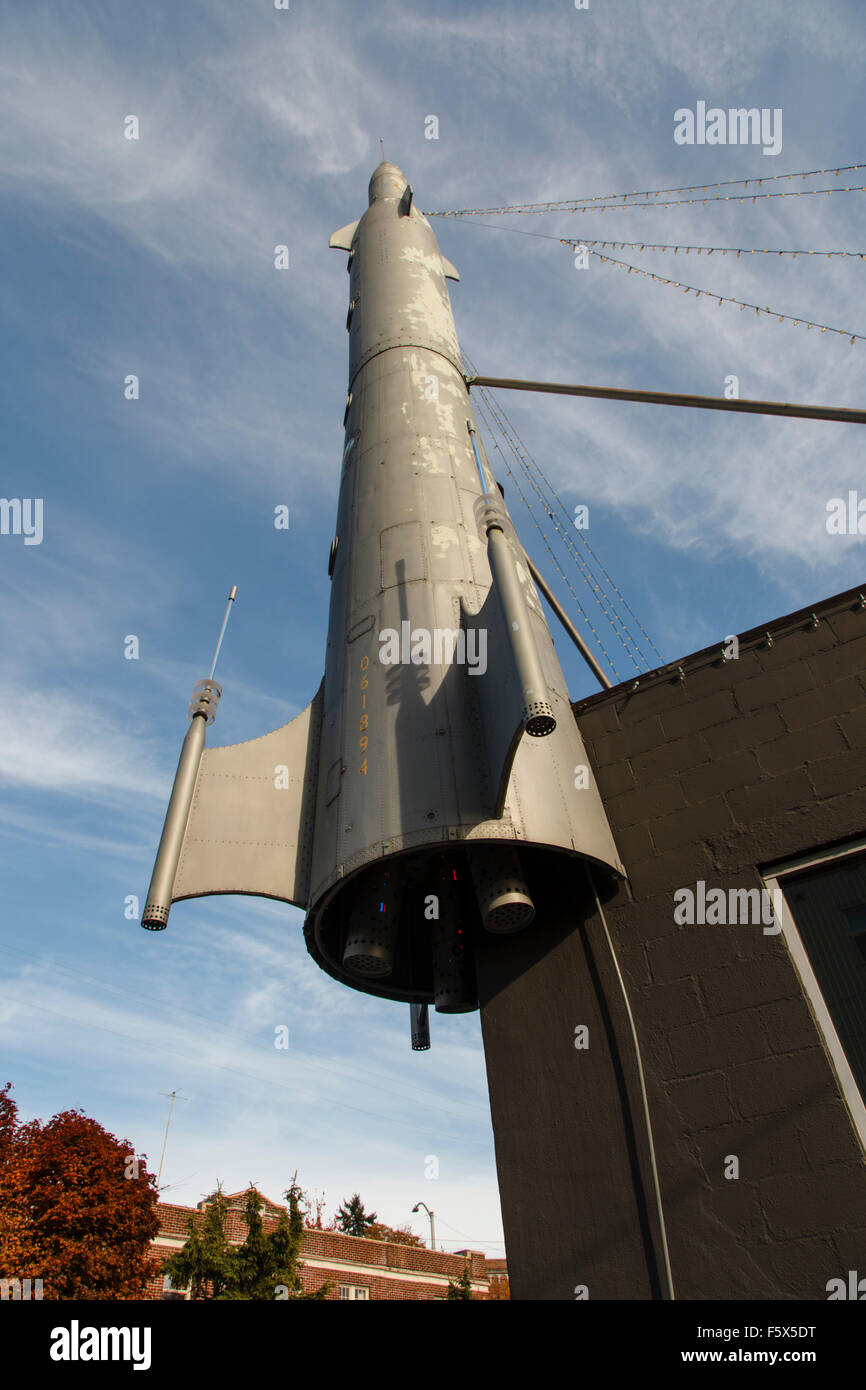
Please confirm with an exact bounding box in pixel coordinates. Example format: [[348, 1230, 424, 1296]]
[[340, 846, 536, 1013], [342, 868, 398, 977], [470, 844, 535, 933]]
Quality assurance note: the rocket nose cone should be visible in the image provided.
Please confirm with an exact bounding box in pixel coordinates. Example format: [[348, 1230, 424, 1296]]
[[368, 160, 408, 204]]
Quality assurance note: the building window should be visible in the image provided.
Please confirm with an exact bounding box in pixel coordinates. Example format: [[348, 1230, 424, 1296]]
[[765, 840, 866, 1151], [338, 1284, 370, 1300], [161, 1273, 190, 1301]]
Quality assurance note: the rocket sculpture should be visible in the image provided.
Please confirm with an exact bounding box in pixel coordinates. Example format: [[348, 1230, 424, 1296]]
[[142, 161, 624, 1037]]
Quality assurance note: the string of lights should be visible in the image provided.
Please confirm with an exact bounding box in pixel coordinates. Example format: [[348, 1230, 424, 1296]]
[[424, 162, 866, 217], [439, 215, 863, 347], [431, 184, 866, 217], [568, 240, 866, 260], [580, 247, 865, 344], [429, 214, 865, 263]]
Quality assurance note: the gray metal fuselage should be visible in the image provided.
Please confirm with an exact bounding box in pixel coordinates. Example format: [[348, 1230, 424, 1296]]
[[142, 160, 623, 1014], [304, 163, 623, 1005]]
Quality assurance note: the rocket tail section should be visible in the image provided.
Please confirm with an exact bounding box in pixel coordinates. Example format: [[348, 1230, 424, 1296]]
[[142, 684, 323, 927]]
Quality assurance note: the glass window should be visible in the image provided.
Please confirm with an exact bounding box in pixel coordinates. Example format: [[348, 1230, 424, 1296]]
[[777, 849, 866, 1104], [161, 1273, 189, 1301]]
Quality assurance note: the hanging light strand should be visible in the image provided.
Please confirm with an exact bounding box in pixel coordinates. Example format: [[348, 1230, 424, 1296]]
[[569, 239, 866, 260], [424, 163, 866, 217], [569, 245, 865, 344]]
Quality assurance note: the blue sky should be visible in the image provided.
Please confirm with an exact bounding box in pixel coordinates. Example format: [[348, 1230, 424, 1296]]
[[1, 0, 864, 1259]]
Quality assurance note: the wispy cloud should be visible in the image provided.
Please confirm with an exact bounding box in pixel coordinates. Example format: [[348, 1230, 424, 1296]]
[[3, 0, 865, 1261]]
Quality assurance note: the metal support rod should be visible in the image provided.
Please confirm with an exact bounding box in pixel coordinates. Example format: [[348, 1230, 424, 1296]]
[[466, 375, 866, 425], [467, 419, 494, 493], [524, 553, 613, 690]]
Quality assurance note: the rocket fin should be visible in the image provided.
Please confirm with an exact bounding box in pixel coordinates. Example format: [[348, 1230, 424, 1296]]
[[440, 255, 460, 281], [170, 683, 323, 909], [329, 220, 360, 251]]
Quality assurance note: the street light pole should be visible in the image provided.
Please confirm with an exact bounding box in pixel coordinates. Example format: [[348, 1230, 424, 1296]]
[[412, 1201, 436, 1251]]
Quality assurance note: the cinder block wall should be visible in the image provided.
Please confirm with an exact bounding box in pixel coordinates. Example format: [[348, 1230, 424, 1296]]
[[572, 585, 866, 1297]]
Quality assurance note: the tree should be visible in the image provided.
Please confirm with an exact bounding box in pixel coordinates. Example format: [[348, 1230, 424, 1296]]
[[162, 1181, 330, 1300], [445, 1265, 475, 1299], [486, 1274, 510, 1300], [282, 1180, 331, 1300], [0, 1082, 159, 1299], [161, 1184, 235, 1300], [364, 1221, 425, 1248], [301, 1188, 336, 1231], [336, 1193, 377, 1237]]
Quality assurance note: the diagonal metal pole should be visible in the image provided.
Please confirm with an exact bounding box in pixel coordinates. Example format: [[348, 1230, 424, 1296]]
[[523, 552, 613, 689], [466, 375, 866, 425]]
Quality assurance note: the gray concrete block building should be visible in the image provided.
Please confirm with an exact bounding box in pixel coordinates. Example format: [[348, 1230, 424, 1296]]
[[479, 584, 866, 1299]]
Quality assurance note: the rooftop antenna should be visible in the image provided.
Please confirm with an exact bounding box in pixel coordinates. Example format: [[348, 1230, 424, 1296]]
[[380, 138, 385, 161], [156, 1088, 188, 1190]]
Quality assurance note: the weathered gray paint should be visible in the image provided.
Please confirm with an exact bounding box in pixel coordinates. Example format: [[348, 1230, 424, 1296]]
[[142, 162, 623, 1010]]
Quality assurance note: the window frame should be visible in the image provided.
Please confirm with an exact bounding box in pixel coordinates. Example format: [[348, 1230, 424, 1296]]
[[338, 1283, 370, 1301], [161, 1272, 191, 1301], [762, 835, 866, 1156]]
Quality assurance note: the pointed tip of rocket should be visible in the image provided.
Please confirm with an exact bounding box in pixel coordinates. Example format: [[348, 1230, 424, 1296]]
[[368, 160, 409, 205]]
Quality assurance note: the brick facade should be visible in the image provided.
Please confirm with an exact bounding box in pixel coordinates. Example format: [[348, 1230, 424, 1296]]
[[146, 1192, 491, 1300]]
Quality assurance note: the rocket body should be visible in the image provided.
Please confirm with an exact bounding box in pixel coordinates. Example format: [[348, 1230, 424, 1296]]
[[143, 161, 623, 1015]]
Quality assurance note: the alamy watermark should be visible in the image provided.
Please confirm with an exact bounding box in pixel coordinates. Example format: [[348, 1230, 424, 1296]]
[[378, 622, 487, 675], [674, 102, 782, 157], [827, 1270, 866, 1299], [674, 880, 781, 933], [826, 492, 866, 535], [50, 1322, 151, 1370], [1, 1277, 43, 1299], [0, 497, 42, 545]]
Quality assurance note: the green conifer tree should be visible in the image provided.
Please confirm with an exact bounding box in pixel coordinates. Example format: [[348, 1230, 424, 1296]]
[[336, 1192, 377, 1237], [161, 1184, 234, 1300], [445, 1265, 475, 1300], [162, 1180, 330, 1300]]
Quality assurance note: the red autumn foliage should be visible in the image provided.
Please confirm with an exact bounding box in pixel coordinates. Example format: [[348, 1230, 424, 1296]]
[[0, 1082, 159, 1299], [363, 1221, 426, 1248], [486, 1274, 510, 1299]]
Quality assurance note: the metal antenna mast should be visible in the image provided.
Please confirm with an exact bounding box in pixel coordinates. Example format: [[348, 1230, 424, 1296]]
[[209, 585, 238, 680], [142, 587, 238, 930], [156, 1088, 188, 1190]]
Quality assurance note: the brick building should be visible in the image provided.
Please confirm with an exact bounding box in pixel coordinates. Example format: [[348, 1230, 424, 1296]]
[[146, 1191, 490, 1300], [484, 1256, 509, 1297], [478, 583, 866, 1298]]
